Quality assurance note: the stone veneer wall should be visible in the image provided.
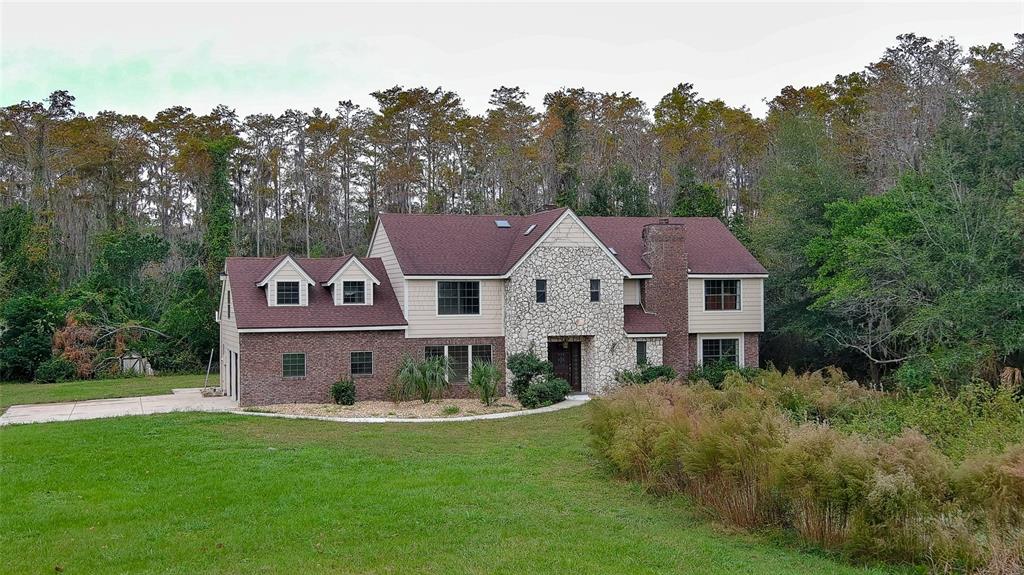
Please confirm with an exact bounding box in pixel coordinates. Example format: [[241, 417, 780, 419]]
[[238, 331, 505, 406], [504, 245, 643, 394]]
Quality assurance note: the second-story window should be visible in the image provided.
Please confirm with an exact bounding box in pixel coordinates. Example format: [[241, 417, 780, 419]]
[[276, 281, 300, 305], [342, 281, 366, 304], [705, 279, 740, 310], [437, 281, 480, 315], [590, 279, 601, 302], [536, 279, 547, 303]]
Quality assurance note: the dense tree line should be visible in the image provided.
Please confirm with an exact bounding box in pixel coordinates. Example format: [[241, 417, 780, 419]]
[[1, 34, 1021, 389]]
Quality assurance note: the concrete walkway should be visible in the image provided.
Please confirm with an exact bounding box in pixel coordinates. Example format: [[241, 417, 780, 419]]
[[0, 391, 591, 426], [0, 388, 237, 426]]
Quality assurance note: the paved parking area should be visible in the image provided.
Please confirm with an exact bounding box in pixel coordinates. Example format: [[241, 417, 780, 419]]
[[0, 388, 237, 426]]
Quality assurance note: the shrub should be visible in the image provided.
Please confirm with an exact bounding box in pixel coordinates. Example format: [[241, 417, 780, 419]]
[[331, 378, 356, 405], [519, 376, 570, 409], [385, 377, 406, 404], [33, 357, 78, 383], [687, 359, 759, 388], [469, 359, 501, 405], [507, 350, 552, 398], [587, 368, 1024, 571], [616, 364, 678, 385], [397, 355, 451, 403]]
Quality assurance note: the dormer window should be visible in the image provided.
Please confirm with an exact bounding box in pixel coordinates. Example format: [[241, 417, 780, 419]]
[[276, 281, 300, 305], [257, 255, 315, 307], [342, 281, 366, 304], [325, 256, 380, 306]]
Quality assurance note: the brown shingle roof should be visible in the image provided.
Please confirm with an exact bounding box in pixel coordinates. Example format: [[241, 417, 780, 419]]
[[581, 216, 767, 275], [623, 305, 668, 334], [225, 256, 407, 330], [377, 208, 567, 276], [377, 210, 766, 277]]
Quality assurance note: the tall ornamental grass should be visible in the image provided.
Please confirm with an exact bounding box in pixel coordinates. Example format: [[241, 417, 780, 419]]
[[587, 369, 1024, 573]]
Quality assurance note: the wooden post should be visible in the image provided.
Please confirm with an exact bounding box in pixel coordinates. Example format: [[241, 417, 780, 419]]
[[203, 348, 214, 389]]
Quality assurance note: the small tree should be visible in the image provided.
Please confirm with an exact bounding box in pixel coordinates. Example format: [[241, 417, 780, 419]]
[[469, 360, 501, 406]]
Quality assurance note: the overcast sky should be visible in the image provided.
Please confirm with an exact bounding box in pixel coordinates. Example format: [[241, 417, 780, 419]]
[[2, 1, 1022, 119]]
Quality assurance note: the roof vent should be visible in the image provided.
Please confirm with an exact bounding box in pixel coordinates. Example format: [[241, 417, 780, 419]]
[[609, 247, 618, 255], [495, 219, 511, 228], [523, 224, 537, 235]]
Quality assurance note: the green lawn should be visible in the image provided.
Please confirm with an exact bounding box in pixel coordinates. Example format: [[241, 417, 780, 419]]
[[0, 408, 896, 574], [0, 374, 207, 412]]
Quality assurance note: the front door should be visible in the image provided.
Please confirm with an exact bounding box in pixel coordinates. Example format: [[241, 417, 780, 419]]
[[547, 341, 582, 392]]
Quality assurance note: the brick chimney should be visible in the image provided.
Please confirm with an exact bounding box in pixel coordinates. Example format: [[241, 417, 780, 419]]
[[641, 220, 689, 376]]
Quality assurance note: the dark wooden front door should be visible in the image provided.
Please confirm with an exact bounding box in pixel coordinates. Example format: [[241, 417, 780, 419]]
[[547, 341, 582, 392]]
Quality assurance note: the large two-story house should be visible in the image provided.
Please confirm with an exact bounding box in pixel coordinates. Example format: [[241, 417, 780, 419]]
[[217, 207, 767, 406]]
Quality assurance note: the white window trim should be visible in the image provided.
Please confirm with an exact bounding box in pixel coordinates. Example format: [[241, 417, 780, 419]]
[[425, 344, 492, 382], [435, 280, 483, 317], [274, 280, 304, 307], [339, 280, 371, 306], [702, 279, 743, 312], [696, 333, 744, 367]]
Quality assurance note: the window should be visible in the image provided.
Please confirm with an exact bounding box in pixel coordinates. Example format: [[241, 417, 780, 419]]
[[350, 351, 373, 375], [636, 341, 648, 366], [471, 345, 492, 365], [448, 345, 470, 382], [342, 281, 366, 304], [536, 279, 547, 303], [702, 338, 739, 365], [704, 279, 740, 310], [590, 279, 601, 302], [282, 353, 306, 377], [226, 291, 231, 318], [424, 344, 492, 383], [437, 281, 480, 315], [277, 281, 300, 305]]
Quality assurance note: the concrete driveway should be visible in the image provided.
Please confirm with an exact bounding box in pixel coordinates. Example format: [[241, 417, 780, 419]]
[[0, 388, 237, 426]]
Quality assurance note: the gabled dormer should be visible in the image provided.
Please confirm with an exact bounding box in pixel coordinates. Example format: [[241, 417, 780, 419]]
[[322, 256, 381, 306], [256, 255, 316, 307]]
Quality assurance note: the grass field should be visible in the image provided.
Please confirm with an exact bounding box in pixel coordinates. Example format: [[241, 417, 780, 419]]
[[0, 407, 896, 574], [0, 374, 207, 412]]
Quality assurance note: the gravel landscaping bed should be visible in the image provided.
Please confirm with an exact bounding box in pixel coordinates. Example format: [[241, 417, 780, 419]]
[[247, 398, 524, 418]]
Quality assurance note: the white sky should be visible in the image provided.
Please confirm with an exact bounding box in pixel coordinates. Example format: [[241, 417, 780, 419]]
[[2, 1, 1022, 118]]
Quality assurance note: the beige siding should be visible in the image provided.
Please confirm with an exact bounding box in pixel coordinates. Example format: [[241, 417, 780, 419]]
[[543, 215, 595, 247], [623, 279, 641, 305], [266, 260, 310, 306], [330, 264, 375, 305], [688, 278, 764, 333], [368, 223, 405, 313], [219, 278, 239, 387], [405, 279, 504, 338]]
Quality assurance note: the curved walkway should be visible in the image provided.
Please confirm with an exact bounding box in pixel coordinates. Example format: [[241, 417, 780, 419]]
[[233, 395, 590, 424], [0, 390, 590, 426]]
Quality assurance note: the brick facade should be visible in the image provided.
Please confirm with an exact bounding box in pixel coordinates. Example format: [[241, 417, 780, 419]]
[[238, 331, 505, 406], [641, 221, 690, 376], [744, 332, 760, 369]]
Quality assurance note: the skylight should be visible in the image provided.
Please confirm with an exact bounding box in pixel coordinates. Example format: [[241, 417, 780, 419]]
[[495, 220, 511, 228], [523, 224, 537, 235], [609, 247, 618, 255]]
